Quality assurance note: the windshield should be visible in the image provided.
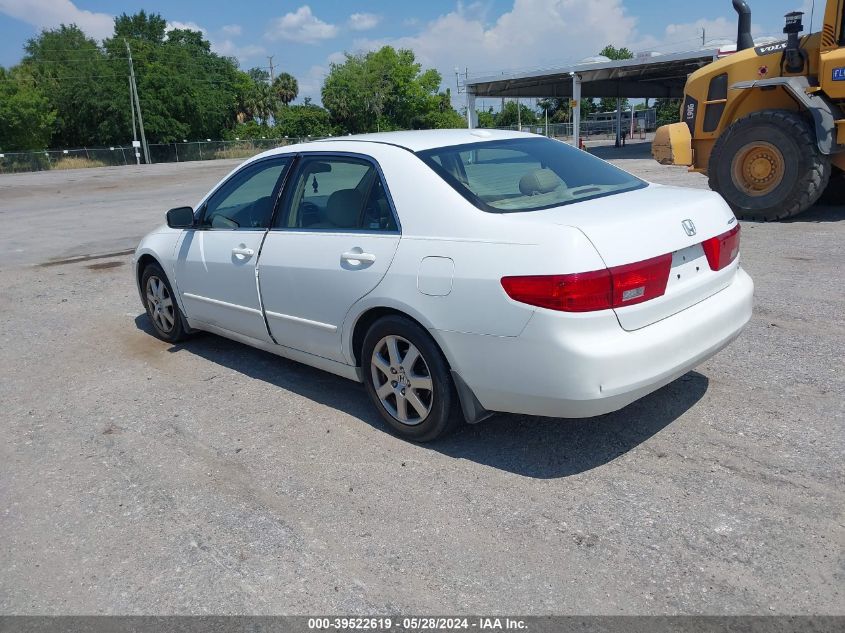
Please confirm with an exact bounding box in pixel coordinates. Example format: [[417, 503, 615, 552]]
[[416, 137, 646, 213]]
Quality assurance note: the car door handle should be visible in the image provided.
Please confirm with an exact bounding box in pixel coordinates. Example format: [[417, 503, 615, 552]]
[[232, 246, 255, 257], [341, 251, 376, 263]]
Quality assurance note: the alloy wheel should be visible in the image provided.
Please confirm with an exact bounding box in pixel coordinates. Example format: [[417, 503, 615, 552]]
[[370, 335, 434, 425], [145, 275, 175, 333]]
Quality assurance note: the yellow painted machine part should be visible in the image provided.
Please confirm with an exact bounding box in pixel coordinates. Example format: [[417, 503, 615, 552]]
[[652, 123, 693, 166], [655, 2, 845, 178], [819, 46, 845, 99]]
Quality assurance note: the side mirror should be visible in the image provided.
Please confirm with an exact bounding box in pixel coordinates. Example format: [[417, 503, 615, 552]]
[[166, 206, 195, 229]]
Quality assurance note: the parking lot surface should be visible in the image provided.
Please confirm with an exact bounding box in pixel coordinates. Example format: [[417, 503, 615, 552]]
[[1, 142, 843, 614]]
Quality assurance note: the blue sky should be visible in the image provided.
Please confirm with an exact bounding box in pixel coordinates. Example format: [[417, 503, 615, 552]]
[[0, 0, 813, 105]]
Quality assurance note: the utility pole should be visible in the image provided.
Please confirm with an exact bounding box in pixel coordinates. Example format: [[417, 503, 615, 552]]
[[701, 27, 706, 47], [125, 39, 150, 164], [128, 77, 139, 165], [266, 55, 275, 83], [517, 97, 521, 131]]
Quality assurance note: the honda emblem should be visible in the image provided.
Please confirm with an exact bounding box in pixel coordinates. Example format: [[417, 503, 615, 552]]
[[682, 219, 696, 236]]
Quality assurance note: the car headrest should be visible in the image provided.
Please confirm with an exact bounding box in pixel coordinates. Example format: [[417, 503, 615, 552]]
[[326, 189, 363, 228], [519, 169, 564, 195]]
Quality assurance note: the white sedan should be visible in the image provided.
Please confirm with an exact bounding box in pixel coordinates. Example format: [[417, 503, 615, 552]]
[[134, 129, 753, 441]]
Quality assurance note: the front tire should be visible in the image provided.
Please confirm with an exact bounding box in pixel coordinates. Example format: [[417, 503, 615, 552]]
[[362, 315, 460, 442], [140, 263, 188, 343], [708, 110, 830, 221]]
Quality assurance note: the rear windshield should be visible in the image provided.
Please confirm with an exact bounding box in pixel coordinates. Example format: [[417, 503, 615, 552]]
[[416, 137, 646, 213]]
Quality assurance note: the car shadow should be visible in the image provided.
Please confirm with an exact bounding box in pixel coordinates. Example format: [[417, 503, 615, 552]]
[[134, 314, 708, 479]]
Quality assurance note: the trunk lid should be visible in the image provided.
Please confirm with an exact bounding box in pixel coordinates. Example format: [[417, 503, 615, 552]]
[[523, 184, 740, 330]]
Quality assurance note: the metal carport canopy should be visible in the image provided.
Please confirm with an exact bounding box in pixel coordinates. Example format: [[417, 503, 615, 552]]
[[465, 48, 719, 99]]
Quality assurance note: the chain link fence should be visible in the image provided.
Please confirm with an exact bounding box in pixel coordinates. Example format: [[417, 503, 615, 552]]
[[0, 138, 314, 174], [0, 120, 656, 174], [496, 119, 651, 140]]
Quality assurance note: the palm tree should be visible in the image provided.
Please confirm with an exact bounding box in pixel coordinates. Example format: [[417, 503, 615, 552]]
[[245, 82, 277, 123], [272, 72, 298, 106]]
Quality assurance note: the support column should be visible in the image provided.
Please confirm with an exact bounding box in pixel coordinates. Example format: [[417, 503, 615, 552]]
[[572, 74, 582, 148], [466, 90, 477, 129], [615, 97, 622, 147]]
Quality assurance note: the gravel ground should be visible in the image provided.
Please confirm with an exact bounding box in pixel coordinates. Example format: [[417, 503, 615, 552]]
[[1, 144, 843, 615]]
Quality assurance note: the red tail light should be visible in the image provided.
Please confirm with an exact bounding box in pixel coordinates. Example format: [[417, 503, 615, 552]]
[[702, 224, 740, 271], [501, 253, 672, 313]]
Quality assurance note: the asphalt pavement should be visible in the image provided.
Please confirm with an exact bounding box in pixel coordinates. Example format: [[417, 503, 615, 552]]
[[1, 143, 842, 614]]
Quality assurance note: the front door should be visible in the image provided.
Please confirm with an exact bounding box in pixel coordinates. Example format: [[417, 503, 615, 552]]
[[257, 154, 401, 362], [174, 157, 291, 342]]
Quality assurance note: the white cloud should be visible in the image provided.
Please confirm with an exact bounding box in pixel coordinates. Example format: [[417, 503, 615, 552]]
[[166, 20, 206, 35], [213, 39, 266, 64], [266, 5, 338, 44], [165, 20, 264, 66], [221, 23, 242, 37], [348, 13, 381, 31], [296, 63, 328, 104], [353, 0, 638, 88], [0, 0, 113, 40], [346, 0, 788, 110], [327, 50, 346, 65]]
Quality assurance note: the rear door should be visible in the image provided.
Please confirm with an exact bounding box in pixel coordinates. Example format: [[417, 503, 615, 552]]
[[257, 154, 401, 362], [174, 157, 291, 342]]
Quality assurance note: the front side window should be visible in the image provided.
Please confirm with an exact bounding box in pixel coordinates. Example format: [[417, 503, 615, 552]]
[[200, 157, 291, 229], [417, 137, 646, 213], [277, 156, 397, 231]]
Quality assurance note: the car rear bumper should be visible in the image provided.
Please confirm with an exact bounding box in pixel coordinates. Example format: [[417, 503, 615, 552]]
[[435, 267, 753, 418]]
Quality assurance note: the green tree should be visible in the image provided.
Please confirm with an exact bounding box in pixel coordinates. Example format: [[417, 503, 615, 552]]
[[476, 106, 496, 128], [18, 12, 248, 147], [0, 66, 56, 150], [248, 67, 269, 83], [272, 72, 298, 106], [224, 120, 274, 140], [411, 88, 465, 129], [495, 101, 538, 128], [597, 44, 633, 113], [102, 15, 243, 143], [22, 24, 116, 147], [322, 46, 459, 133], [246, 81, 277, 123], [112, 10, 166, 43], [654, 98, 682, 126], [274, 103, 334, 138]]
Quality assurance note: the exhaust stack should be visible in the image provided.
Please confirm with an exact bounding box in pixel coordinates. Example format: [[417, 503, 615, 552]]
[[732, 0, 754, 51]]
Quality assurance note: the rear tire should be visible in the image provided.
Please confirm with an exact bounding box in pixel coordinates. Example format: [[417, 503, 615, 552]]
[[140, 263, 188, 343], [362, 315, 461, 442], [708, 110, 830, 221]]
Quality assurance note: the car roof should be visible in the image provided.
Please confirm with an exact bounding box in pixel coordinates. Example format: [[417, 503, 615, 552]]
[[244, 129, 542, 166], [320, 128, 535, 152], [268, 128, 535, 154]]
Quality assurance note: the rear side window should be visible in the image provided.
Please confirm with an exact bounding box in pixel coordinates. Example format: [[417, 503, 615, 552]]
[[417, 137, 646, 213], [277, 156, 397, 232]]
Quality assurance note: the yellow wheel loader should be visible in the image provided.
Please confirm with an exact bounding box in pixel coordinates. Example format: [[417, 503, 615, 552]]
[[653, 0, 845, 220]]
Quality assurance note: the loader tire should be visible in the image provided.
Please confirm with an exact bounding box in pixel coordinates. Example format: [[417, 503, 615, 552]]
[[708, 110, 830, 221]]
